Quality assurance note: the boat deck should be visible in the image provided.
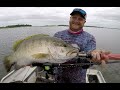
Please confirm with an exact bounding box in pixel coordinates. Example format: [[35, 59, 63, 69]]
[[0, 66, 106, 83]]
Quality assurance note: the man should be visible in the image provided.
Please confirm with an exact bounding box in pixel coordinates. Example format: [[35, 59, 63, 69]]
[[53, 8, 110, 83]]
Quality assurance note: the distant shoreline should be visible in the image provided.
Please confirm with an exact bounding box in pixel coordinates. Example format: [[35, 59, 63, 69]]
[[0, 24, 32, 29], [40, 25, 120, 30], [0, 24, 120, 30]]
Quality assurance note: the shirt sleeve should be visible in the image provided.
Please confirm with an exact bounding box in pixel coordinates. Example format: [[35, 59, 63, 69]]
[[84, 35, 96, 53], [53, 32, 60, 38]]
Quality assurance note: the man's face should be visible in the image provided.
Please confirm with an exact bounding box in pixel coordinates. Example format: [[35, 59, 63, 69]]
[[69, 14, 86, 31]]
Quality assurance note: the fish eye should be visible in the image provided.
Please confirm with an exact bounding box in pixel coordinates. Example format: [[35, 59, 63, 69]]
[[63, 44, 67, 47]]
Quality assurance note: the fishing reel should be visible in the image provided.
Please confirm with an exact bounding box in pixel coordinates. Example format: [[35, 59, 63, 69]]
[[42, 63, 55, 79], [32, 62, 55, 80]]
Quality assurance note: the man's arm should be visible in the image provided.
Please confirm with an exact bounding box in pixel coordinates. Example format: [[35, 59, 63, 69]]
[[79, 36, 96, 69], [84, 35, 96, 53]]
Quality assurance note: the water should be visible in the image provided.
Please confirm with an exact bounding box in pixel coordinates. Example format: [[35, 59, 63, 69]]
[[0, 26, 120, 83]]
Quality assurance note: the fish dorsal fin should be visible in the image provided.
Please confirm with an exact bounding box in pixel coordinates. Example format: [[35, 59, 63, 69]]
[[32, 53, 49, 59], [13, 39, 24, 51], [12, 34, 49, 51]]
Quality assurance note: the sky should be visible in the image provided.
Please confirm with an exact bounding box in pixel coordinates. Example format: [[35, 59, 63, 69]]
[[0, 7, 120, 28]]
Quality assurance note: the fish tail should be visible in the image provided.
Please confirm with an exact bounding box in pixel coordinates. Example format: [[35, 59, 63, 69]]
[[3, 55, 15, 72]]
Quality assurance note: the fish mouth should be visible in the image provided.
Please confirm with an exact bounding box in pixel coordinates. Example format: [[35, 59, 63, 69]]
[[66, 49, 79, 56]]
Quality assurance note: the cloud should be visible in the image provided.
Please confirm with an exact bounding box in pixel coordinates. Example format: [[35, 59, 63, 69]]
[[91, 7, 120, 21], [0, 7, 70, 21], [0, 7, 120, 27]]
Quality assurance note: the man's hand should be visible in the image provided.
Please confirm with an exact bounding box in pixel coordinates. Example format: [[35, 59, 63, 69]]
[[90, 49, 111, 64]]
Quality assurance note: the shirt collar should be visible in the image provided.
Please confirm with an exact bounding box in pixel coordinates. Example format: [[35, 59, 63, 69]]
[[68, 29, 83, 35]]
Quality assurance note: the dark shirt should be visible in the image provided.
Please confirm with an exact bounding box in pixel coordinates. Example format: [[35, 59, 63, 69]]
[[53, 29, 96, 83]]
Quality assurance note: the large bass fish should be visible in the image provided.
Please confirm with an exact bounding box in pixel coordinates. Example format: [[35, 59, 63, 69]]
[[4, 34, 79, 72]]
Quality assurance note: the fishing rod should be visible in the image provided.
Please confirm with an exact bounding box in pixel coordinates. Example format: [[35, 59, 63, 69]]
[[77, 53, 120, 61], [32, 53, 120, 80], [32, 53, 120, 72], [32, 53, 120, 67]]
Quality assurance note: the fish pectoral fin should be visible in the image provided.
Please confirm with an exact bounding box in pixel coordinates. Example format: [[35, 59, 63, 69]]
[[32, 53, 49, 59]]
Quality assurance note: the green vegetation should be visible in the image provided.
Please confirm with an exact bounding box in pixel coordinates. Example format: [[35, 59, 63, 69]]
[[0, 24, 32, 29]]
